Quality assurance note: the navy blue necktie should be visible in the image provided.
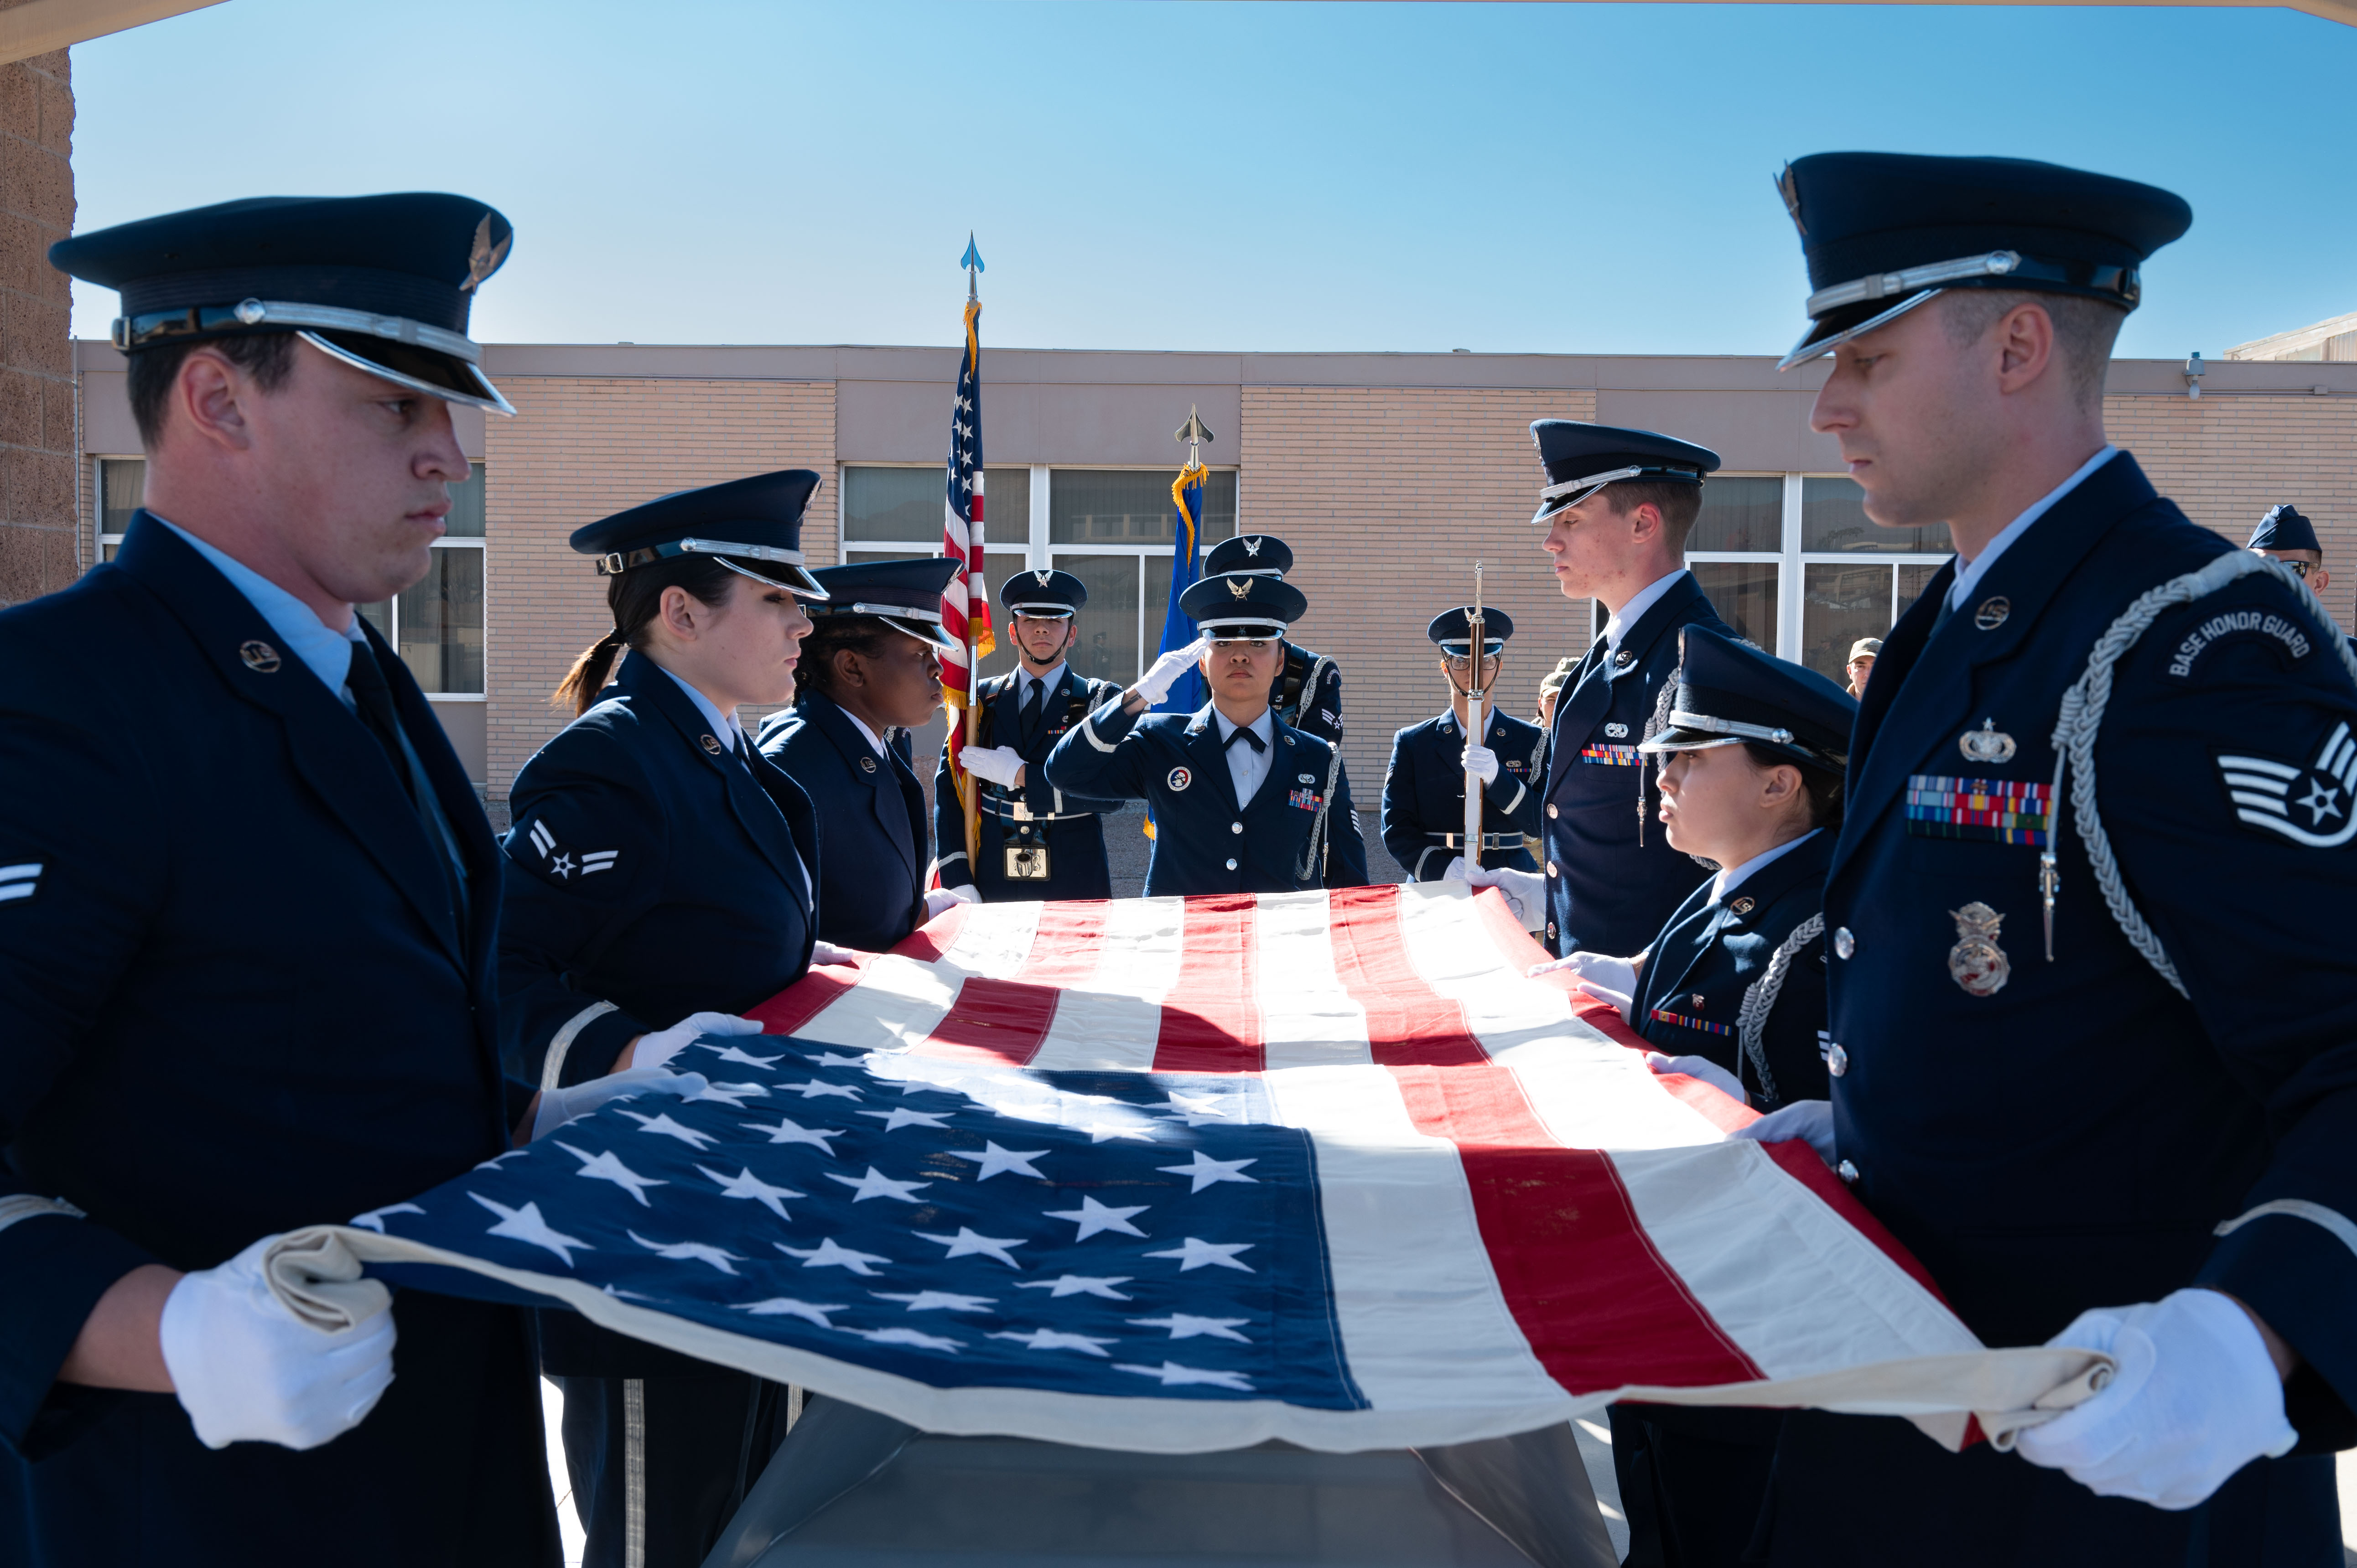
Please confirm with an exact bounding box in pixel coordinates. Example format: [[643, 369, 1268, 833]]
[[1019, 679, 1044, 748], [1225, 724, 1265, 753]]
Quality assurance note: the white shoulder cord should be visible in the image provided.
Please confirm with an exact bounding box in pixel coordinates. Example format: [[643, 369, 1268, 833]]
[[2042, 551, 2357, 998], [1295, 739, 1347, 885], [1736, 914, 1823, 1107]]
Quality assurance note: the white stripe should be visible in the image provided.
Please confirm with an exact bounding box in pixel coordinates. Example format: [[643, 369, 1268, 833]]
[[529, 820, 554, 857], [794, 903, 1044, 1052], [1254, 891, 1369, 1070], [2317, 722, 2352, 771], [2215, 1197, 2357, 1262], [1081, 709, 1121, 753], [2222, 774, 2290, 795], [0, 862, 41, 882], [0, 885, 34, 903], [2218, 755, 2299, 779], [1026, 898, 1189, 1070], [581, 851, 618, 863], [2230, 792, 2290, 815], [1260, 1064, 1564, 1415], [1609, 1143, 1982, 1380]]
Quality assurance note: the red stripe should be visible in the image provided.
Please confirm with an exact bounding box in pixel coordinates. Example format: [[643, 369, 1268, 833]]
[[1150, 895, 1262, 1073], [747, 905, 972, 1037], [1321, 884, 1762, 1393], [911, 902, 1112, 1067]]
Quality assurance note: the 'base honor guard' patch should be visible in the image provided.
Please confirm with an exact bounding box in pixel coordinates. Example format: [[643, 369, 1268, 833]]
[[2217, 721, 2357, 849]]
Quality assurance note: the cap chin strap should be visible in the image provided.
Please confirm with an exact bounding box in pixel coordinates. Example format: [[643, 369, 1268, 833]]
[[1776, 288, 1944, 373], [1530, 464, 1704, 525], [1220, 566, 1286, 578], [1646, 708, 1848, 770], [1200, 621, 1285, 639], [1778, 248, 2143, 371], [596, 537, 826, 599]]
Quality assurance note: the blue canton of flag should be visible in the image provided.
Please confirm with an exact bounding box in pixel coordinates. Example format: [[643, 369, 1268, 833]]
[[356, 1038, 1358, 1409]]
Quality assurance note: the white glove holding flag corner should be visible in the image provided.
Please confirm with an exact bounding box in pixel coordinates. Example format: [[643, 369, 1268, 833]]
[[1133, 637, 1210, 706], [630, 1010, 763, 1073], [809, 940, 858, 967], [1729, 1097, 1837, 1166], [159, 1234, 396, 1450], [1647, 1051, 1746, 1104], [1444, 857, 1545, 930], [924, 884, 982, 921], [531, 1067, 711, 1142], [1526, 948, 1643, 997], [1460, 743, 1500, 785], [960, 745, 1025, 788], [2013, 1288, 2296, 1508]]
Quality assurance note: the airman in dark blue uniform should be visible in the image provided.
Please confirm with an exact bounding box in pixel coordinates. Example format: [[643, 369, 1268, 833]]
[[1745, 152, 2357, 1566], [1205, 534, 1345, 747], [1045, 572, 1368, 894], [2247, 504, 2357, 658], [3, 196, 558, 1566], [1561, 627, 1854, 1568], [931, 568, 1126, 901], [1515, 422, 1732, 956], [500, 470, 831, 1568], [759, 557, 967, 949], [1382, 607, 1544, 880]]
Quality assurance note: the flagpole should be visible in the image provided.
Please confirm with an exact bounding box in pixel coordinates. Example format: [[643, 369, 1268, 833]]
[[1463, 562, 1486, 870], [961, 243, 983, 870]]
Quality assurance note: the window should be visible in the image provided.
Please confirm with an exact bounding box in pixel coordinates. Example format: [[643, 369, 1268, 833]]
[[356, 466, 488, 697], [1684, 474, 1952, 680], [836, 464, 1238, 687], [95, 457, 146, 560]]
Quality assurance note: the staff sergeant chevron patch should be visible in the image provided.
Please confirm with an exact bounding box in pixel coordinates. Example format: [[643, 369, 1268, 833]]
[[2217, 721, 2357, 848]]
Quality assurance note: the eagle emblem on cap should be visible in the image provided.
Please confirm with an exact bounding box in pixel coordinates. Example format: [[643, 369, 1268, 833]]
[[1241, 537, 1263, 557], [1033, 569, 1053, 587], [1226, 576, 1251, 600], [459, 212, 513, 293], [1775, 165, 1804, 236]]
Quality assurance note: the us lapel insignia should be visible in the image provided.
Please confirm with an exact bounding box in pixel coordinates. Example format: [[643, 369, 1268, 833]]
[[1729, 895, 1755, 917], [1226, 577, 1251, 600], [700, 734, 724, 754], [859, 755, 878, 774], [1959, 719, 2018, 765], [1614, 650, 1635, 668], [1947, 902, 2010, 997], [1974, 597, 2011, 632], [1168, 766, 1192, 791], [239, 640, 281, 673]]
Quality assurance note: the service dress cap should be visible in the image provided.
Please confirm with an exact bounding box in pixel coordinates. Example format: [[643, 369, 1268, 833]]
[[804, 557, 965, 653], [571, 470, 828, 599], [52, 192, 519, 414], [1848, 637, 1884, 662], [1179, 571, 1308, 640], [1773, 153, 2192, 370], [1639, 626, 1858, 774], [1204, 535, 1294, 579], [999, 566, 1089, 618], [1427, 606, 1516, 655], [1528, 421, 1721, 525], [2248, 504, 2321, 555]]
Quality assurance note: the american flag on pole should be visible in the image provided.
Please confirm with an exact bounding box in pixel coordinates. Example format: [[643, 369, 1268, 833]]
[[277, 887, 2102, 1453], [940, 255, 995, 834]]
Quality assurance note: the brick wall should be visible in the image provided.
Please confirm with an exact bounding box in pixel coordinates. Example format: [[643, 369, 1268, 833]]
[[0, 48, 73, 607], [483, 377, 836, 793], [2106, 392, 2357, 628], [1239, 386, 1599, 879]]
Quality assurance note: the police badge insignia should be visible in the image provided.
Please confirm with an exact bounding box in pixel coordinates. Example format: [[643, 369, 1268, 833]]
[[1947, 902, 2010, 996], [1959, 719, 2018, 765]]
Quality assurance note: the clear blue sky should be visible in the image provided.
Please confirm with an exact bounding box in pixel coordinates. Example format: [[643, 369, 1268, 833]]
[[64, 0, 2357, 360]]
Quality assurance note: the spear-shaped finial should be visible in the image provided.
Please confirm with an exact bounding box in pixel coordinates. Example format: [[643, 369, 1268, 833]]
[[960, 234, 983, 301], [1174, 404, 1213, 461]]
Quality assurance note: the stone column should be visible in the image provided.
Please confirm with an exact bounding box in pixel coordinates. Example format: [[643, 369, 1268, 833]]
[[0, 45, 73, 607]]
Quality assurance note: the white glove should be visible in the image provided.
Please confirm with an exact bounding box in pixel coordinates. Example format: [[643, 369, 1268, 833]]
[[1134, 637, 1210, 705], [2014, 1288, 2296, 1508], [1526, 949, 1643, 997], [924, 884, 981, 920], [1729, 1097, 1836, 1166], [1461, 743, 1500, 785], [531, 1067, 711, 1142], [158, 1234, 396, 1451], [1648, 1051, 1745, 1104], [1445, 858, 1546, 930], [809, 940, 859, 967], [631, 1010, 763, 1073], [961, 745, 1025, 788], [1575, 979, 1636, 1023]]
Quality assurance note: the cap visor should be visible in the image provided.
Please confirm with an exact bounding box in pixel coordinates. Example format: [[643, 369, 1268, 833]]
[[713, 556, 830, 599], [1635, 728, 1746, 756], [301, 328, 514, 415], [885, 615, 964, 654], [1775, 288, 1943, 373]]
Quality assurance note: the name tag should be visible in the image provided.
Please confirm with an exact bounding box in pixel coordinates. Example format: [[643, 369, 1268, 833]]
[[1905, 774, 2052, 846]]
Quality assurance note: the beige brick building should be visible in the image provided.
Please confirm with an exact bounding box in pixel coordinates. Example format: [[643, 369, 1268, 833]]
[[71, 342, 2357, 879]]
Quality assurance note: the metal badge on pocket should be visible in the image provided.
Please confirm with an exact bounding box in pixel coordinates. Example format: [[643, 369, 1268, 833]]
[[1004, 844, 1051, 880]]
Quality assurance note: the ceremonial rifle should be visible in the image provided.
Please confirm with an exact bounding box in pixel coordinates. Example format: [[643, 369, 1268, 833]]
[[1463, 562, 1487, 869]]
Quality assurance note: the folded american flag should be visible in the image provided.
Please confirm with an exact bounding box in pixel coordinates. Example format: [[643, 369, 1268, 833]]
[[277, 885, 2101, 1453]]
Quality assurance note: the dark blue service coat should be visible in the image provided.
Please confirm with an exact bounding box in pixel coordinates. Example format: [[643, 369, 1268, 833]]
[[499, 651, 820, 1093], [1632, 827, 1832, 1114], [1272, 639, 1344, 746], [0, 514, 555, 1567], [1044, 700, 1369, 895], [1542, 572, 1731, 957], [932, 666, 1126, 902], [1762, 452, 2357, 1566], [1381, 708, 1545, 881], [759, 694, 929, 950]]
